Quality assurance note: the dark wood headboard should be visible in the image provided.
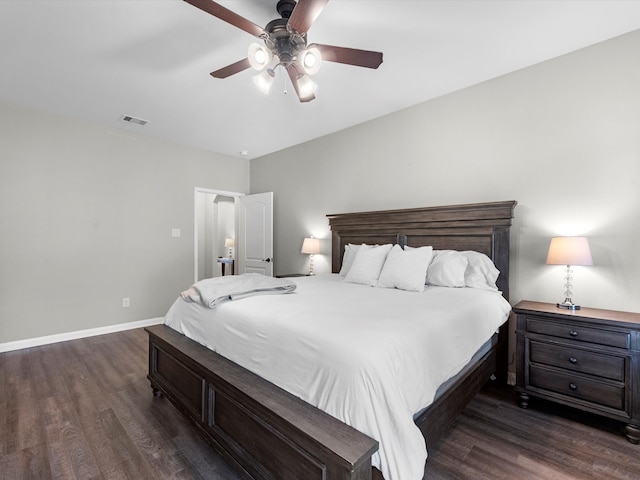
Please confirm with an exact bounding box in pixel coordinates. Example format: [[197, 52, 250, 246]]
[[327, 200, 517, 300]]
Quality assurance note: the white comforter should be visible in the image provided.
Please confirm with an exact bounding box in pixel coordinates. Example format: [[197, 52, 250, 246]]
[[164, 274, 511, 480]]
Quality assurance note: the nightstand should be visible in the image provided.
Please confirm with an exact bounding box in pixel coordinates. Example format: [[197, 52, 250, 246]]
[[514, 300, 640, 444], [217, 257, 234, 276]]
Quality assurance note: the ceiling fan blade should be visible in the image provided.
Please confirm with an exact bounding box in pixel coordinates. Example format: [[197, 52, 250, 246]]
[[310, 43, 383, 69], [184, 0, 267, 38], [287, 0, 329, 35], [210, 58, 251, 78], [286, 65, 315, 103]]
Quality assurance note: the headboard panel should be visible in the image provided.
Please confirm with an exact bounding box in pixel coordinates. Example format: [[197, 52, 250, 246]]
[[327, 201, 517, 300]]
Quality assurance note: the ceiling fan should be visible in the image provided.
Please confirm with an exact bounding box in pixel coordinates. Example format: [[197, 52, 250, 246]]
[[184, 0, 383, 102]]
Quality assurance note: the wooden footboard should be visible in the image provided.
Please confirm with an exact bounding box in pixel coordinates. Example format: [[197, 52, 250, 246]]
[[147, 323, 505, 480], [146, 324, 379, 480]]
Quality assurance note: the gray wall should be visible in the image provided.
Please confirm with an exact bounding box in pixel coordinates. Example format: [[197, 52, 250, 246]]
[[251, 29, 640, 315], [0, 101, 249, 343], [3, 29, 639, 348]]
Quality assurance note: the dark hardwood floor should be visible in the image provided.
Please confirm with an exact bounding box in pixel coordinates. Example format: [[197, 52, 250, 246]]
[[423, 384, 640, 480], [0, 328, 245, 480], [1, 328, 638, 480]]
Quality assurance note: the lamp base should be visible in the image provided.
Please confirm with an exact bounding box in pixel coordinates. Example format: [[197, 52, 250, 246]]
[[557, 299, 581, 310]]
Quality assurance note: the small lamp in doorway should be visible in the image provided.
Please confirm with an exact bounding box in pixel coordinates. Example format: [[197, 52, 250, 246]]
[[301, 237, 321, 276], [225, 238, 235, 259], [546, 236, 593, 310]]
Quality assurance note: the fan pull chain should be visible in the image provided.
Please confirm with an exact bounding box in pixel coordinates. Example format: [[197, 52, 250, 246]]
[[283, 72, 288, 95]]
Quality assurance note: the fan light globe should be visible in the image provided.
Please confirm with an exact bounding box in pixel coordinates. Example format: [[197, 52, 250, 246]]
[[248, 43, 272, 71], [299, 47, 322, 75], [297, 74, 317, 100], [253, 69, 275, 94]]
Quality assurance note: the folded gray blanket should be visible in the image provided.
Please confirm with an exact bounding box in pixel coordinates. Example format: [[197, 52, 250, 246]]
[[181, 273, 297, 308]]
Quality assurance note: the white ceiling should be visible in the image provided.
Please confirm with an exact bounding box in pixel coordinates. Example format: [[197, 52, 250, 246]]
[[2, 1, 640, 160]]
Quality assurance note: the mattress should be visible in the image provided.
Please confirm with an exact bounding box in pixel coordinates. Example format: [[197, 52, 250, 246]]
[[164, 273, 511, 480]]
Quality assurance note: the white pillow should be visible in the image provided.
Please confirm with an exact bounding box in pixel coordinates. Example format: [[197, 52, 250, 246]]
[[339, 243, 361, 276], [344, 244, 393, 286], [460, 251, 500, 291], [426, 250, 468, 287], [377, 245, 434, 292]]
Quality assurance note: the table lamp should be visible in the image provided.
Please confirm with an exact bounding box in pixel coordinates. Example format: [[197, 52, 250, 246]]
[[301, 237, 321, 275], [225, 238, 235, 258], [546, 236, 593, 310]]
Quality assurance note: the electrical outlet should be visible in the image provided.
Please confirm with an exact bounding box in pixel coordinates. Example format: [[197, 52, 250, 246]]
[[122, 297, 130, 308], [171, 228, 181, 238]]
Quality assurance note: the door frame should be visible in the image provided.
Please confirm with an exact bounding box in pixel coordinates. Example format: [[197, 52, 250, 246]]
[[193, 187, 244, 284]]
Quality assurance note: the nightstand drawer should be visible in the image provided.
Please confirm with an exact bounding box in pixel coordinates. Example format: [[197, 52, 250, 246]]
[[530, 341, 625, 381], [527, 318, 629, 349], [530, 364, 625, 411]]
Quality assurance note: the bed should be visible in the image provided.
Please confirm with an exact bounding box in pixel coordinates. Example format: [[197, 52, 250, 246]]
[[146, 200, 517, 480]]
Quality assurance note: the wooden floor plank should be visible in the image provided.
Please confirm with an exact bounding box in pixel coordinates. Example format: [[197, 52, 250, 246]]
[[28, 347, 67, 399], [14, 357, 46, 454], [41, 393, 104, 480], [40, 395, 79, 480], [95, 407, 158, 480], [2, 328, 639, 480], [0, 352, 17, 456], [2, 350, 31, 456], [107, 386, 186, 479], [15, 444, 53, 480]]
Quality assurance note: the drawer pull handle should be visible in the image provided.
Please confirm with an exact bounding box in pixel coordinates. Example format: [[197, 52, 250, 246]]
[[569, 357, 578, 364], [569, 330, 578, 337], [569, 383, 578, 390]]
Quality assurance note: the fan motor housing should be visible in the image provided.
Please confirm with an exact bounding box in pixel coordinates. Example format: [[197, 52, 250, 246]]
[[264, 17, 306, 67], [276, 0, 296, 19]]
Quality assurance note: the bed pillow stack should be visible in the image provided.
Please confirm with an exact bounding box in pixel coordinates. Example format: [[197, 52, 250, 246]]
[[341, 243, 501, 292]]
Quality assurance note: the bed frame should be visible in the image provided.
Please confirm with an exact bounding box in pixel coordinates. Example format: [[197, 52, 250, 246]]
[[146, 200, 517, 480]]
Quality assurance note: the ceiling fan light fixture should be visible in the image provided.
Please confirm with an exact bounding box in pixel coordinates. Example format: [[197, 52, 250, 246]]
[[296, 73, 317, 100], [248, 42, 273, 71], [253, 68, 275, 94], [185, 0, 383, 103], [299, 46, 322, 75]]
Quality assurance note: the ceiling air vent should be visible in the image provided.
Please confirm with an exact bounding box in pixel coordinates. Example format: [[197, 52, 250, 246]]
[[120, 115, 148, 126]]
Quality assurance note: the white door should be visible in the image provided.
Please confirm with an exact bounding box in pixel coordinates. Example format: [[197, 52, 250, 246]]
[[237, 192, 274, 276]]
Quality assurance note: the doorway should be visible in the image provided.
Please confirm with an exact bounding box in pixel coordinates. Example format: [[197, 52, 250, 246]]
[[194, 187, 243, 282]]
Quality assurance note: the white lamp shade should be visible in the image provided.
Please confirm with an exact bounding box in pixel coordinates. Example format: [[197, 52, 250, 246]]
[[546, 236, 593, 266], [301, 237, 321, 255], [225, 238, 235, 248]]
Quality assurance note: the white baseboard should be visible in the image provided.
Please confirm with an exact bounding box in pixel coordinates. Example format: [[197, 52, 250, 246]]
[[0, 317, 164, 353]]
